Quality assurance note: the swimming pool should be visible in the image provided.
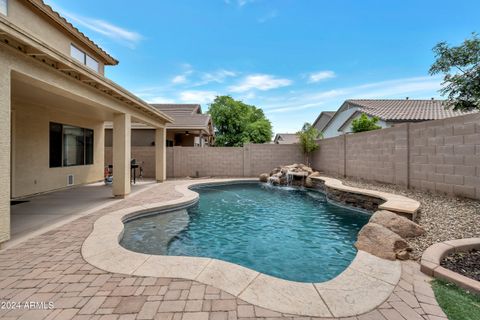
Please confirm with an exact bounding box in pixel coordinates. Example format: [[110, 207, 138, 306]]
[[120, 182, 370, 282]]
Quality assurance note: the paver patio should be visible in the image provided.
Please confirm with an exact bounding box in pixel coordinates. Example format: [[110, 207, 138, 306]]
[[0, 180, 447, 320]]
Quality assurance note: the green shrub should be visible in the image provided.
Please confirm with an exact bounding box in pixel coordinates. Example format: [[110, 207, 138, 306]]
[[351, 114, 382, 133]]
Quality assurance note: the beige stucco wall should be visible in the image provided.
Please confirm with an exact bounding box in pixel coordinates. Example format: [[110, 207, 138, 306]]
[[4, 0, 106, 73], [12, 101, 104, 198], [0, 60, 11, 244]]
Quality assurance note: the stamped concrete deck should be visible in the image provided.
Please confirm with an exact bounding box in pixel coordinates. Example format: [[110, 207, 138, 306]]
[[0, 179, 447, 320]]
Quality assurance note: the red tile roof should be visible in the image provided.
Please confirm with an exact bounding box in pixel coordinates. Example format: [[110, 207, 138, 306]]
[[346, 99, 475, 121]]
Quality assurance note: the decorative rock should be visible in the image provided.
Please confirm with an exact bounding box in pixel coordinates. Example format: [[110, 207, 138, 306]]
[[305, 177, 313, 188], [355, 223, 410, 261], [396, 249, 411, 260], [270, 167, 281, 176], [370, 210, 425, 238], [264, 164, 320, 187], [269, 176, 280, 186], [309, 171, 321, 178], [259, 173, 269, 183]]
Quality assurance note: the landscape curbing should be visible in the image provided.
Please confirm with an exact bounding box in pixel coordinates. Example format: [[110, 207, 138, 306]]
[[421, 238, 480, 295], [81, 177, 423, 317]]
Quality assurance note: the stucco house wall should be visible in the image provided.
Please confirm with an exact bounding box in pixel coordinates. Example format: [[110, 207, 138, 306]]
[[323, 107, 389, 137], [4, 0, 107, 74], [12, 101, 105, 198]]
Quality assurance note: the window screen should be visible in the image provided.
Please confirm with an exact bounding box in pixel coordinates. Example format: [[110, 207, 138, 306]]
[[49, 123, 94, 168], [63, 125, 85, 166], [70, 44, 85, 64], [86, 55, 99, 72], [0, 0, 7, 15]]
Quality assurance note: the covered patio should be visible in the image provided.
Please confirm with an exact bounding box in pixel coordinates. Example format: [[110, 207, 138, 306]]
[[8, 179, 156, 249], [0, 28, 172, 246]]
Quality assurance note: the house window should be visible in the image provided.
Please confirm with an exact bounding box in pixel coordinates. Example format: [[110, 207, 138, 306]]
[[0, 0, 7, 15], [49, 122, 94, 168], [70, 44, 99, 72]]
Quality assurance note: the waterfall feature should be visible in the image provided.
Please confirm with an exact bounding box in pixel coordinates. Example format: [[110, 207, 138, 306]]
[[259, 164, 321, 187]]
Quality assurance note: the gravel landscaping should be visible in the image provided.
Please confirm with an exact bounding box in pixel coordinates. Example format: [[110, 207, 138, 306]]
[[337, 176, 480, 259], [441, 249, 480, 281]]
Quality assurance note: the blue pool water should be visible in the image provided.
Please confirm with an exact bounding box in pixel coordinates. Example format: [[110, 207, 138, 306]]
[[120, 182, 370, 282]]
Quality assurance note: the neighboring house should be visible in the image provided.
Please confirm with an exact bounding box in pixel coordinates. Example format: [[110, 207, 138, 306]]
[[312, 111, 335, 133], [321, 99, 474, 138], [153, 104, 214, 147], [0, 0, 172, 244], [274, 133, 299, 144], [105, 104, 214, 147]]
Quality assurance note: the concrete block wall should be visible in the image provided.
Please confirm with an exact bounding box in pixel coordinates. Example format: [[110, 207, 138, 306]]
[[106, 144, 304, 179], [169, 147, 245, 177], [105, 147, 156, 178], [311, 113, 480, 200], [345, 125, 408, 186], [247, 144, 305, 176], [409, 113, 480, 199], [311, 135, 345, 176]]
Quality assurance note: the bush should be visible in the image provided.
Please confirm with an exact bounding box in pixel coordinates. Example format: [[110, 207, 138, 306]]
[[351, 114, 382, 133]]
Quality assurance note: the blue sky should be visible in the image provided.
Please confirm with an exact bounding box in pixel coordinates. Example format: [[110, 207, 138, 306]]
[[47, 0, 479, 134]]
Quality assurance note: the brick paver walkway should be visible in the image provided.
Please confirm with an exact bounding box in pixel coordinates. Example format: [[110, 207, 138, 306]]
[[0, 181, 447, 320]]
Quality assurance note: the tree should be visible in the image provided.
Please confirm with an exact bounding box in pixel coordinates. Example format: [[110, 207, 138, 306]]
[[296, 122, 322, 166], [429, 33, 480, 111], [351, 114, 381, 133], [208, 96, 273, 146]]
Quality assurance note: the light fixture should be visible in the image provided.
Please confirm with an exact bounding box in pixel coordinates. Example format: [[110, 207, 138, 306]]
[[185, 131, 190, 136]]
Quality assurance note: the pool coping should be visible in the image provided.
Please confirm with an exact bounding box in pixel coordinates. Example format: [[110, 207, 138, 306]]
[[82, 177, 409, 317], [420, 238, 480, 295]]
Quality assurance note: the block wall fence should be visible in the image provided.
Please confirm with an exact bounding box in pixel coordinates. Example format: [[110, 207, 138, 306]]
[[105, 112, 480, 200], [105, 144, 305, 179], [311, 112, 480, 200]]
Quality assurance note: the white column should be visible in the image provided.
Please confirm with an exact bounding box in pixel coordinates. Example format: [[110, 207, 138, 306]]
[[155, 127, 166, 182], [0, 66, 11, 245], [112, 113, 131, 197]]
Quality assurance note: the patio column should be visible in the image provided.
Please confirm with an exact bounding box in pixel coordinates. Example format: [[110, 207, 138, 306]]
[[155, 127, 166, 182], [112, 113, 131, 198], [0, 66, 11, 245]]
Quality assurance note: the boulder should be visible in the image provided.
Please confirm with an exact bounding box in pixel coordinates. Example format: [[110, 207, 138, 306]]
[[370, 210, 425, 238], [259, 173, 269, 183], [355, 223, 410, 260], [305, 177, 313, 188], [308, 171, 321, 178], [269, 176, 280, 186], [270, 167, 281, 176]]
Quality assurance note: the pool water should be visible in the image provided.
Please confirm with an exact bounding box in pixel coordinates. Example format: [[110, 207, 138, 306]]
[[121, 183, 370, 282]]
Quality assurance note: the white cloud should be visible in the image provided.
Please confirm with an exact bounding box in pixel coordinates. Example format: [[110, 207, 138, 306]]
[[258, 10, 278, 23], [308, 71, 336, 83], [225, 0, 255, 7], [264, 76, 442, 113], [170, 64, 194, 85], [195, 69, 237, 86], [52, 7, 142, 48], [229, 74, 292, 92], [172, 75, 187, 84], [180, 91, 218, 104]]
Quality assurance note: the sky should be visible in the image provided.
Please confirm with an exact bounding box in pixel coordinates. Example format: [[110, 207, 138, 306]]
[[46, 0, 480, 134]]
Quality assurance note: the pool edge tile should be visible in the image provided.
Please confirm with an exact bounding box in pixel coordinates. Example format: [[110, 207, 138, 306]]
[[196, 259, 260, 296], [314, 267, 395, 317], [239, 273, 332, 317]]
